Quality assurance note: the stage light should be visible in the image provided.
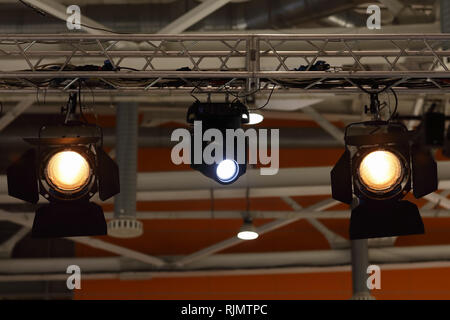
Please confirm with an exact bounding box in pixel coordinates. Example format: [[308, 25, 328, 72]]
[[330, 120, 437, 239], [7, 93, 119, 238], [358, 150, 404, 193], [187, 100, 249, 184], [45, 150, 91, 192], [237, 221, 259, 240], [216, 159, 239, 183]]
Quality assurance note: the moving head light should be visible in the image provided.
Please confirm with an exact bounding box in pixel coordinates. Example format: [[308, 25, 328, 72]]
[[187, 100, 249, 184]]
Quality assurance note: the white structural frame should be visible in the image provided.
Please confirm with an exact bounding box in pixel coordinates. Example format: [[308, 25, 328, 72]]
[[2, 34, 450, 93]]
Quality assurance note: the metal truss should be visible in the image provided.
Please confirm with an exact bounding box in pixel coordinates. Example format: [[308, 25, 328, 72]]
[[2, 34, 450, 93]]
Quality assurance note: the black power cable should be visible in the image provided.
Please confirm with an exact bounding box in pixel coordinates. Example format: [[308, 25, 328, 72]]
[[387, 88, 398, 122], [249, 86, 275, 111]]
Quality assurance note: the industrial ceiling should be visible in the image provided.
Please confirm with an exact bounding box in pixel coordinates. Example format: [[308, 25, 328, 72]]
[[1, 0, 450, 300]]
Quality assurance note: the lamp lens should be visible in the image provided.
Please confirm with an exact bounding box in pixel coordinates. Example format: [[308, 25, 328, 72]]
[[248, 113, 264, 125], [237, 230, 259, 240], [216, 159, 239, 183], [359, 150, 403, 192], [46, 151, 90, 191]]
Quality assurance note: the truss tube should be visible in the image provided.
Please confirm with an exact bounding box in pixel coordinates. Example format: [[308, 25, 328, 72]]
[[3, 71, 450, 79], [0, 88, 449, 94], [2, 34, 450, 92], [3, 50, 450, 58], [3, 34, 450, 40], [0, 86, 427, 95]]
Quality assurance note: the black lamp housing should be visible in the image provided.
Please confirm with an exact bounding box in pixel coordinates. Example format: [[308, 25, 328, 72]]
[[330, 120, 437, 240], [442, 125, 450, 158], [423, 111, 445, 146], [186, 100, 249, 184], [7, 122, 120, 238]]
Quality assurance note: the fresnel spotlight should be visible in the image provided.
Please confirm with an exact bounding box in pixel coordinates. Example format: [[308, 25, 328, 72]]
[[7, 93, 120, 237], [331, 90, 438, 239], [187, 98, 249, 184]]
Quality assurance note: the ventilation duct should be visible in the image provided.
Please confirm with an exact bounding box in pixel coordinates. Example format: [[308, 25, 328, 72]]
[[108, 102, 143, 238]]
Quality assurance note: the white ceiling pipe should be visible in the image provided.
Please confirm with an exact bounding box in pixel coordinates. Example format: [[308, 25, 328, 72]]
[[4, 261, 450, 282], [4, 208, 450, 220], [136, 162, 450, 192], [0, 257, 121, 274], [0, 266, 354, 282], [5, 260, 450, 282], [4, 244, 450, 274], [0, 166, 334, 194], [2, 163, 450, 201]]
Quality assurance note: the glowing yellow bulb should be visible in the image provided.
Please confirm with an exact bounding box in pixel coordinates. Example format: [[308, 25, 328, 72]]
[[46, 151, 90, 191], [359, 150, 403, 191]]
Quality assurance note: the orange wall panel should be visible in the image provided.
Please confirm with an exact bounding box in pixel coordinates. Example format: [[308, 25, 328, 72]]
[[74, 272, 352, 300], [74, 267, 450, 300]]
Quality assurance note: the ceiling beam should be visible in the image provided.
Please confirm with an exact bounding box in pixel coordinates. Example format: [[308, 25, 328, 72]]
[[174, 198, 338, 267], [0, 226, 29, 258], [157, 0, 232, 34], [1, 212, 166, 267], [407, 95, 426, 130], [422, 190, 450, 210], [3, 208, 450, 221], [0, 99, 34, 132], [4, 245, 450, 280], [378, 0, 411, 17], [6, 260, 450, 282], [20, 0, 110, 34], [281, 196, 349, 249], [424, 192, 450, 209], [3, 162, 450, 202], [301, 105, 345, 144]]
